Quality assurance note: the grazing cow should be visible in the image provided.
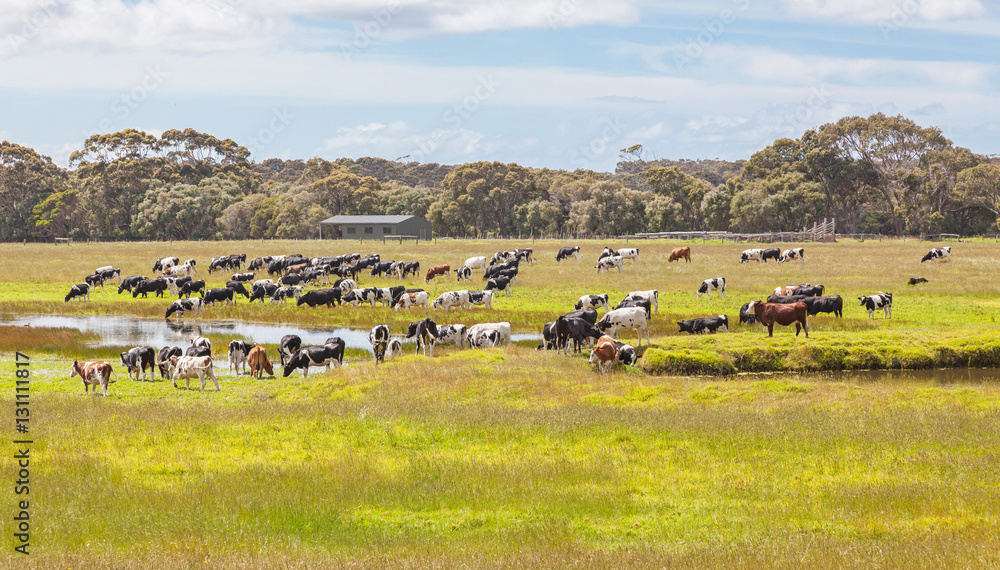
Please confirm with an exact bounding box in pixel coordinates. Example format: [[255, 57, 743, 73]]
[[389, 286, 422, 305], [283, 262, 309, 277], [490, 251, 514, 266], [247, 345, 274, 379], [279, 335, 301, 367], [270, 286, 303, 303], [575, 294, 609, 312], [424, 264, 451, 284], [468, 328, 502, 348], [97, 268, 121, 285], [370, 324, 391, 363], [485, 277, 512, 297], [588, 335, 620, 374], [165, 262, 196, 279], [668, 247, 691, 263], [739, 302, 758, 325], [95, 265, 114, 275], [397, 261, 421, 279], [774, 284, 808, 296], [597, 308, 651, 347], [859, 293, 893, 319], [484, 263, 519, 283], [384, 339, 403, 361], [132, 278, 168, 298], [908, 277, 929, 286], [433, 290, 472, 312], [614, 298, 651, 320], [185, 345, 211, 357], [250, 283, 279, 303], [282, 344, 345, 377], [739, 249, 764, 263], [253, 278, 274, 288], [747, 301, 808, 337], [395, 291, 430, 311], [231, 272, 255, 282], [224, 281, 251, 299], [623, 290, 659, 313], [323, 337, 347, 369], [513, 248, 533, 264], [157, 346, 182, 378], [70, 360, 116, 396], [162, 355, 220, 391], [555, 315, 603, 355], [165, 297, 204, 318], [537, 322, 557, 350], [405, 318, 439, 356], [279, 273, 306, 286], [153, 256, 179, 272], [334, 278, 358, 294], [179, 280, 206, 298], [204, 288, 236, 306], [435, 324, 467, 349], [463, 256, 488, 273], [85, 273, 106, 290], [921, 247, 952, 262], [597, 246, 615, 261], [65, 283, 90, 302], [454, 265, 472, 283], [595, 255, 624, 273], [228, 340, 256, 375], [556, 246, 581, 262], [761, 248, 781, 263], [766, 295, 843, 318], [467, 290, 494, 309], [697, 277, 726, 299], [167, 276, 192, 296], [120, 346, 156, 381], [616, 248, 640, 263], [466, 322, 512, 348], [296, 288, 341, 307], [370, 261, 396, 278], [614, 341, 639, 366], [778, 248, 805, 264], [677, 315, 729, 334], [118, 275, 147, 294]]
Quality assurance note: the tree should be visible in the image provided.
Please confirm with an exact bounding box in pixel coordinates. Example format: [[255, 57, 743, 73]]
[[131, 177, 243, 241], [644, 166, 712, 230], [0, 141, 64, 240]]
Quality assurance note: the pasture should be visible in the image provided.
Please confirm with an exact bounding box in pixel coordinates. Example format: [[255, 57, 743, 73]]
[[2, 238, 1000, 567]]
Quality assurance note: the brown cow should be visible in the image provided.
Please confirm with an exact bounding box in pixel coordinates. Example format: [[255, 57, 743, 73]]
[[588, 335, 620, 374], [748, 300, 808, 337], [70, 360, 117, 396], [424, 264, 451, 284], [248, 345, 274, 379], [284, 262, 309, 276], [668, 247, 691, 263]]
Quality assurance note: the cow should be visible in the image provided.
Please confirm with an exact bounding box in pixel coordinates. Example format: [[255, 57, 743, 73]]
[[389, 286, 423, 305], [97, 267, 121, 285], [623, 290, 659, 313], [322, 337, 347, 369], [224, 281, 251, 299], [588, 335, 620, 374], [279, 335, 301, 367], [435, 324, 467, 349], [490, 251, 514, 265], [747, 300, 808, 337], [248, 257, 268, 271], [270, 286, 303, 303], [65, 283, 90, 302], [179, 280, 206, 298], [761, 248, 781, 263], [384, 339, 403, 361], [486, 277, 512, 297], [739, 302, 758, 325], [513, 248, 533, 264], [555, 315, 603, 355], [279, 273, 306, 286], [794, 285, 825, 297], [204, 288, 236, 306], [247, 345, 274, 379], [397, 261, 421, 279], [283, 262, 309, 277], [677, 315, 729, 334], [556, 246, 581, 262], [463, 256, 488, 273], [156, 346, 182, 377], [466, 322, 512, 348], [335, 278, 357, 294], [596, 255, 624, 273], [774, 284, 808, 296], [370, 324, 391, 363], [164, 262, 196, 279], [94, 264, 114, 275], [250, 283, 279, 303], [597, 246, 615, 261], [228, 340, 256, 375], [296, 288, 341, 308], [859, 293, 893, 319], [370, 261, 396, 278], [766, 295, 844, 318], [697, 277, 726, 299], [185, 345, 211, 357], [395, 291, 430, 311], [484, 263, 519, 283], [614, 341, 639, 366], [161, 355, 220, 391], [469, 328, 502, 348], [563, 308, 599, 325], [467, 290, 494, 309], [282, 344, 345, 377], [120, 346, 156, 381], [424, 264, 451, 284], [778, 248, 805, 264], [908, 277, 929, 286], [597, 308, 651, 347], [231, 272, 255, 282], [118, 275, 147, 294], [132, 278, 168, 298], [921, 247, 952, 262], [166, 276, 192, 296], [454, 265, 472, 283], [191, 336, 211, 352], [575, 294, 609, 312], [537, 322, 557, 350], [405, 318, 439, 356], [433, 290, 471, 312], [739, 249, 764, 263], [616, 248, 640, 263], [668, 247, 691, 263], [153, 256, 179, 272], [85, 273, 106, 290], [70, 360, 116, 396], [165, 297, 204, 319], [614, 298, 651, 320]]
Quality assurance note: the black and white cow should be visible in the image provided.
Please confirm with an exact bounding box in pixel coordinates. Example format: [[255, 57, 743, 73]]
[[739, 249, 764, 263], [859, 293, 893, 318], [335, 278, 357, 294], [677, 315, 729, 334], [616, 248, 640, 263], [597, 308, 650, 347], [157, 346, 182, 378], [466, 322, 512, 348], [322, 337, 347, 369], [467, 290, 494, 309], [623, 290, 659, 313], [595, 255, 623, 273], [282, 344, 345, 377], [204, 288, 236, 306], [554, 315, 603, 355], [296, 288, 341, 307], [270, 286, 303, 303], [279, 335, 301, 367], [556, 246, 581, 262], [778, 248, 805, 264], [224, 281, 251, 299], [185, 345, 211, 357], [485, 277, 512, 297], [514, 248, 533, 264], [383, 339, 403, 361], [761, 248, 781, 263], [231, 272, 255, 282], [435, 324, 467, 349], [370, 261, 396, 278], [767, 294, 843, 318], [739, 302, 758, 324], [490, 251, 514, 266], [165, 297, 204, 318], [614, 341, 639, 366], [614, 298, 651, 320], [279, 274, 306, 286], [575, 294, 609, 312], [64, 283, 90, 302], [370, 324, 391, 363], [120, 346, 156, 381], [85, 273, 106, 290], [250, 283, 279, 303], [433, 290, 471, 312], [227, 340, 256, 375], [538, 321, 558, 350], [405, 318, 439, 356], [191, 336, 211, 352], [454, 265, 472, 283], [697, 277, 726, 299], [179, 280, 206, 298], [563, 309, 599, 325], [152, 256, 179, 272], [118, 275, 147, 294], [921, 246, 952, 263], [132, 278, 168, 298]]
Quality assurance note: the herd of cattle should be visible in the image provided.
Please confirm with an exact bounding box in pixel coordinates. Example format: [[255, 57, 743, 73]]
[[63, 244, 951, 394]]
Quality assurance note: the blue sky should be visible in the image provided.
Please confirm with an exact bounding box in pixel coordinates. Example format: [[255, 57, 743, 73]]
[[1, 0, 998, 171]]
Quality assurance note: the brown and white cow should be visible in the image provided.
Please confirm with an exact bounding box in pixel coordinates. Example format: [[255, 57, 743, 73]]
[[424, 264, 451, 284], [161, 355, 220, 390], [395, 290, 430, 311], [248, 345, 274, 379], [70, 360, 117, 396], [588, 335, 620, 374]]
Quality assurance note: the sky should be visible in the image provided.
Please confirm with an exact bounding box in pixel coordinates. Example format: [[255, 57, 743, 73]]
[[1, 0, 998, 172]]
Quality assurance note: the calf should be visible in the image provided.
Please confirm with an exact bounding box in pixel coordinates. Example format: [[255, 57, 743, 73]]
[[65, 283, 90, 302], [162, 355, 220, 390], [384, 339, 403, 361], [921, 247, 951, 263], [556, 246, 580, 262], [405, 318, 439, 356], [597, 308, 650, 347], [85, 273, 106, 290], [247, 345, 274, 379], [575, 294, 609, 312], [555, 315, 603, 355], [697, 277, 726, 299], [396, 291, 430, 311], [538, 322, 557, 351], [668, 247, 691, 263], [859, 293, 893, 319], [424, 264, 451, 284], [228, 340, 256, 375], [778, 248, 805, 264], [454, 265, 472, 283], [282, 344, 345, 377], [467, 290, 494, 309], [588, 335, 620, 374], [279, 335, 301, 367], [370, 324, 391, 363], [120, 346, 156, 381], [623, 290, 659, 313], [595, 255, 623, 273], [433, 290, 471, 312], [747, 300, 808, 337], [435, 324, 467, 349], [296, 288, 341, 307], [165, 297, 204, 318], [677, 315, 729, 334], [70, 360, 116, 396]]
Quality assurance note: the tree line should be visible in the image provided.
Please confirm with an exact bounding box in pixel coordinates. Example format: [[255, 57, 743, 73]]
[[2, 114, 999, 242]]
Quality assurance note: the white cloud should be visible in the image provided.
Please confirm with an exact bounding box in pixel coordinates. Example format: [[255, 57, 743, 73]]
[[315, 120, 504, 162], [780, 0, 986, 24]]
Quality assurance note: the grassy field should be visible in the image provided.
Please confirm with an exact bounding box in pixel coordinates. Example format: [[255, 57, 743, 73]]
[[2, 238, 1000, 567]]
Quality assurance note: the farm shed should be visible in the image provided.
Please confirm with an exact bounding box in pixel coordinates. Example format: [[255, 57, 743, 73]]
[[319, 215, 433, 240]]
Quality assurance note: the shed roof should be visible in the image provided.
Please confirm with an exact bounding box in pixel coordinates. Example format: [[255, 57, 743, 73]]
[[319, 215, 419, 225]]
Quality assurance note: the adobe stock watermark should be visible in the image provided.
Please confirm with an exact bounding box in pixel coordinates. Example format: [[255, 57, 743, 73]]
[[878, 0, 921, 40], [245, 107, 295, 159], [571, 117, 625, 168], [546, 0, 588, 29], [673, 0, 751, 73], [774, 84, 832, 134], [82, 65, 169, 136], [1, 0, 71, 57], [410, 74, 501, 163], [340, 0, 403, 62]]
